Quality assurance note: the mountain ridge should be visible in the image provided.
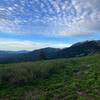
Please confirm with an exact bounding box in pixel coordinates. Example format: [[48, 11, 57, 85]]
[[0, 40, 100, 64]]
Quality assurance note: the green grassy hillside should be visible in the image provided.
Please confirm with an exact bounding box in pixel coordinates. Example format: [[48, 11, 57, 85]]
[[0, 54, 100, 100]]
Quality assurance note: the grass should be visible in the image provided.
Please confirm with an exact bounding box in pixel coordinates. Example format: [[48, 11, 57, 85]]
[[0, 54, 100, 100]]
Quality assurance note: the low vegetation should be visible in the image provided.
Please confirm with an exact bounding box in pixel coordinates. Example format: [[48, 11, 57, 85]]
[[0, 54, 100, 100]]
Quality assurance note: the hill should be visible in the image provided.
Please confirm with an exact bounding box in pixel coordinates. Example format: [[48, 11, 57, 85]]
[[0, 40, 100, 63], [0, 54, 100, 100], [55, 40, 100, 58], [0, 40, 100, 64], [0, 47, 60, 64]]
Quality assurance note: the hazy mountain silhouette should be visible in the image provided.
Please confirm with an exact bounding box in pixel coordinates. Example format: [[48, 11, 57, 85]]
[[0, 40, 100, 64]]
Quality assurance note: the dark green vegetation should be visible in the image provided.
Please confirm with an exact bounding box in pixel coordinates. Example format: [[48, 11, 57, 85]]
[[0, 54, 100, 100]]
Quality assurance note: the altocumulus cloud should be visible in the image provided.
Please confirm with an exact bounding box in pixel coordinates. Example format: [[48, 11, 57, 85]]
[[0, 0, 99, 36], [0, 39, 71, 51]]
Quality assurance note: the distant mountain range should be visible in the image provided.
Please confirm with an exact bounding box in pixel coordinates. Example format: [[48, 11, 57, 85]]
[[0, 40, 100, 64], [0, 50, 28, 58]]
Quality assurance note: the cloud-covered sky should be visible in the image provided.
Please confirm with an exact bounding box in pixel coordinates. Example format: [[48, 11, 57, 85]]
[[0, 0, 100, 50]]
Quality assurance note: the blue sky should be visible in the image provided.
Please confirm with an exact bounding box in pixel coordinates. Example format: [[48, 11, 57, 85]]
[[0, 0, 100, 51]]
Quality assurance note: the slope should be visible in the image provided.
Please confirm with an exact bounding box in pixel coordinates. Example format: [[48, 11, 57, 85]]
[[0, 54, 100, 100]]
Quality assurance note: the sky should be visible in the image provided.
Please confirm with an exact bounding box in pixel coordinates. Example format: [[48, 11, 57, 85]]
[[0, 0, 100, 51]]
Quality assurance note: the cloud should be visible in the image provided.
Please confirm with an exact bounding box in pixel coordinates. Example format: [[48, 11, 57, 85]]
[[0, 39, 71, 51], [68, 0, 100, 35], [0, 0, 99, 37]]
